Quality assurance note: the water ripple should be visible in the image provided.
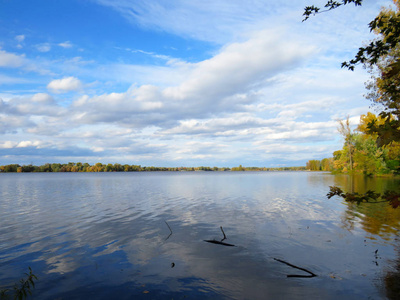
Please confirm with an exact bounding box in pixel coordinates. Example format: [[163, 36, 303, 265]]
[[0, 172, 399, 299]]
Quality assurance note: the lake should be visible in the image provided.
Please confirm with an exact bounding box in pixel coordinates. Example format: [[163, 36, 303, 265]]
[[1, 172, 400, 299]]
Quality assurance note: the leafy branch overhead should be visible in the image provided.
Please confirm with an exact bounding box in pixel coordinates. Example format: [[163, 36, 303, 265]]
[[303, 0, 400, 72], [303, 0, 363, 22]]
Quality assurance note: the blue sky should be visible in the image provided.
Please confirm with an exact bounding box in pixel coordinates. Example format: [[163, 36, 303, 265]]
[[0, 0, 393, 167]]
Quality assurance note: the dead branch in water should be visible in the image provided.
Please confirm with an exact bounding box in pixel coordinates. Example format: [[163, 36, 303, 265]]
[[274, 258, 317, 278], [220, 226, 227, 241], [204, 239, 235, 247], [164, 221, 173, 241], [204, 226, 235, 247]]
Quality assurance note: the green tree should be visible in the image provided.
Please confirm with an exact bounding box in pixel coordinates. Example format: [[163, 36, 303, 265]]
[[321, 158, 333, 171], [231, 165, 245, 171], [332, 115, 391, 174], [337, 117, 356, 172], [306, 160, 321, 171], [353, 134, 388, 175], [93, 163, 104, 172], [113, 163, 123, 172], [0, 164, 20, 172], [51, 163, 61, 172]]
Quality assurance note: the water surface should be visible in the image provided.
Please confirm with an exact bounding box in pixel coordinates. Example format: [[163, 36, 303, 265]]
[[1, 172, 399, 299]]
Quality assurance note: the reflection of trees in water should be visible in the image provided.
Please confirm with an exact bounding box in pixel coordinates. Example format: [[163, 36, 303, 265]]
[[334, 174, 400, 195], [334, 175, 400, 238], [341, 201, 400, 241], [333, 174, 400, 299]]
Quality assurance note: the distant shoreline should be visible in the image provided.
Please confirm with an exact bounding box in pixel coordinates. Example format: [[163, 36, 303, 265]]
[[0, 163, 306, 173]]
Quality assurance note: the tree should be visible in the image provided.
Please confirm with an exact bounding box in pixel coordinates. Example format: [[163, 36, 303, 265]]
[[51, 163, 61, 172], [231, 165, 245, 171], [306, 160, 321, 171], [305, 1, 400, 147], [352, 134, 387, 175], [321, 157, 333, 171], [332, 114, 392, 174], [358, 112, 400, 173], [0, 164, 20, 172], [337, 117, 356, 171], [364, 2, 400, 147]]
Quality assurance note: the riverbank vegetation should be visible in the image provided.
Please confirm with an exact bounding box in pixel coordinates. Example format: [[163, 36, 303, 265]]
[[306, 113, 400, 175]]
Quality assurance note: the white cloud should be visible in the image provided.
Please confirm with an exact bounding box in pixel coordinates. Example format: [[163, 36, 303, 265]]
[[36, 43, 51, 52], [15, 35, 25, 42], [0, 0, 389, 166], [16, 140, 42, 148], [0, 74, 31, 85], [0, 111, 35, 134], [31, 93, 55, 104], [93, 0, 387, 48], [47, 77, 83, 93], [15, 35, 25, 48], [71, 86, 165, 126], [68, 31, 314, 130], [163, 30, 314, 106], [94, 0, 294, 43], [0, 141, 17, 149], [0, 49, 25, 67], [58, 41, 73, 48], [2, 93, 61, 117]]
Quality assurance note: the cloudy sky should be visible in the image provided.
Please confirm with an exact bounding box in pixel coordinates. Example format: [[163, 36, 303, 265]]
[[0, 0, 392, 167]]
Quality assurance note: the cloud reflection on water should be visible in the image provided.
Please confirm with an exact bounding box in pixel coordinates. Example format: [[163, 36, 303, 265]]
[[1, 172, 398, 299]]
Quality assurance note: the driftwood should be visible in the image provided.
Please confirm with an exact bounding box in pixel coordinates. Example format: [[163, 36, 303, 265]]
[[273, 258, 317, 278], [204, 226, 235, 247]]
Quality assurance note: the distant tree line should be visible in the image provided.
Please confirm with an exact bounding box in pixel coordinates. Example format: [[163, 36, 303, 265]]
[[231, 165, 306, 171], [0, 162, 306, 173]]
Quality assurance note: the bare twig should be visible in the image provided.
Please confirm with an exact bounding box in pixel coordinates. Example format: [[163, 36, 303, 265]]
[[220, 226, 227, 241], [274, 258, 317, 278]]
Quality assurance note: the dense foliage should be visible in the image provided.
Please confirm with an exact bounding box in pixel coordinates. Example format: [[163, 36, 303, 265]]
[[306, 114, 400, 175], [363, 1, 400, 148]]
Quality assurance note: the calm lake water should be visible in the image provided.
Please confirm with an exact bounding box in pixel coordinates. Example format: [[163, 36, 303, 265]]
[[1, 172, 400, 299]]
